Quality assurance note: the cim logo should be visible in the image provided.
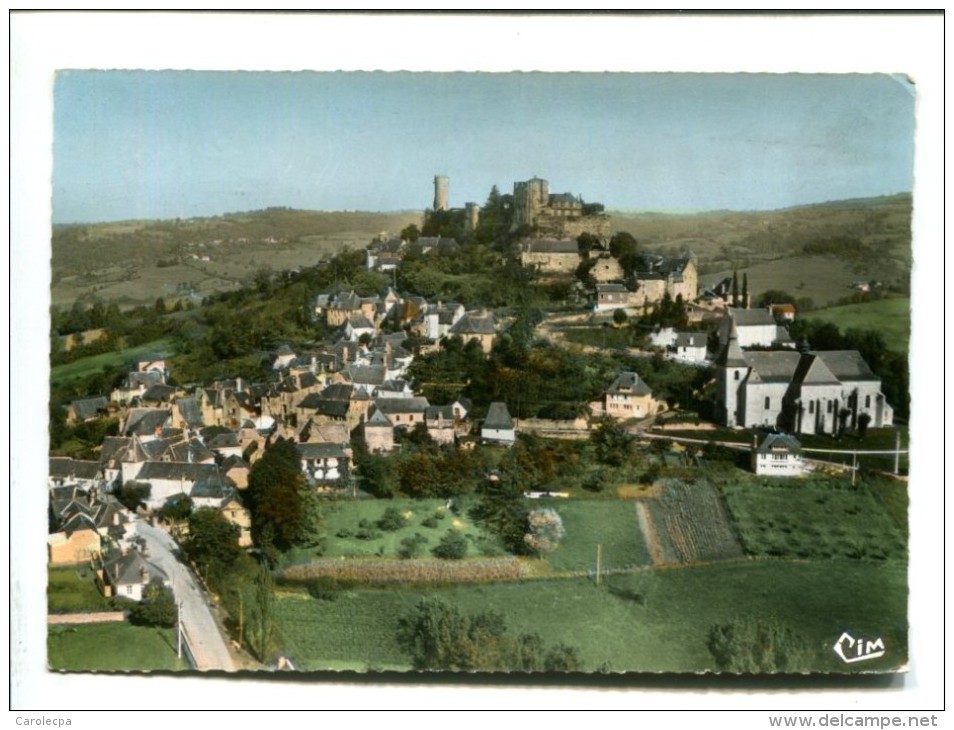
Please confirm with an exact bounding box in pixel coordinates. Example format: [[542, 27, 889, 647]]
[[833, 632, 886, 664]]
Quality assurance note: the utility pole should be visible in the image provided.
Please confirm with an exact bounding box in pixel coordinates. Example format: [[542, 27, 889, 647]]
[[595, 543, 603, 587], [894, 430, 901, 475], [851, 451, 857, 487]]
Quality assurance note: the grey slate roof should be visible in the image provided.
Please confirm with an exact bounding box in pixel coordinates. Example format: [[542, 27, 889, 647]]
[[174, 397, 204, 428], [674, 332, 707, 348], [483, 402, 514, 430], [135, 461, 224, 483], [297, 396, 351, 419], [102, 550, 167, 587], [756, 433, 802, 454], [49, 458, 102, 482], [373, 397, 430, 415], [449, 312, 496, 336], [606, 372, 652, 397], [743, 351, 803, 383], [123, 408, 172, 437], [726, 307, 776, 327], [142, 384, 177, 403], [345, 364, 387, 386], [813, 351, 879, 381], [69, 396, 108, 421], [100, 437, 132, 468], [298, 442, 348, 460]]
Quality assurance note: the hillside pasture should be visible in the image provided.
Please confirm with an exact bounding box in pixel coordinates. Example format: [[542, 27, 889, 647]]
[[703, 256, 865, 309], [50, 338, 174, 387], [803, 297, 910, 353]]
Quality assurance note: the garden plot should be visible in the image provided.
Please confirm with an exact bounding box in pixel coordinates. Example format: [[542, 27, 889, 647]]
[[641, 479, 744, 566]]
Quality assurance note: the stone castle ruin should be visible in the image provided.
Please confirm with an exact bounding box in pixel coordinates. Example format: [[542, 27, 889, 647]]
[[512, 176, 610, 239]]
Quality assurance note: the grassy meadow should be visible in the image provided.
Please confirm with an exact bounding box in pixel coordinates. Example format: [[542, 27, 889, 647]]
[[50, 338, 174, 387], [277, 558, 907, 673], [47, 567, 111, 614], [803, 297, 910, 353], [47, 623, 188, 672]]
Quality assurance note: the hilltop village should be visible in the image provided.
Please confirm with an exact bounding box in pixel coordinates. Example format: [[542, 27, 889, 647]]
[[47, 175, 908, 674]]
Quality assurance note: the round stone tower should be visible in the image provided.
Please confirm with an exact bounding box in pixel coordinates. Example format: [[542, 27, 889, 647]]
[[433, 175, 450, 211]]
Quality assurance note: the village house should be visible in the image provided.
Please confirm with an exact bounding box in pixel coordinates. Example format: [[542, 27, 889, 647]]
[[362, 407, 396, 454], [594, 283, 631, 312], [373, 397, 431, 431], [481, 402, 516, 446], [518, 238, 581, 275], [220, 498, 253, 547], [717, 308, 796, 350], [448, 310, 497, 354], [590, 372, 666, 420], [98, 549, 168, 602], [48, 457, 103, 491], [629, 254, 698, 309], [299, 442, 351, 486], [671, 332, 709, 364], [425, 404, 458, 446], [65, 396, 109, 425], [752, 433, 805, 477]]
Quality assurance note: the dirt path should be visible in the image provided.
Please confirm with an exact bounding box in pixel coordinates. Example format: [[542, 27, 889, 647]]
[[634, 501, 666, 568]]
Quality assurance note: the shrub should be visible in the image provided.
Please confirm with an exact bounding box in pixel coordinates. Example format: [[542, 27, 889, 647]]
[[376, 506, 408, 532], [397, 533, 428, 559], [432, 530, 468, 560]]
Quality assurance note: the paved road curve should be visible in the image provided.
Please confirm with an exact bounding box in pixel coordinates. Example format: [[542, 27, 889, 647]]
[[137, 521, 237, 672]]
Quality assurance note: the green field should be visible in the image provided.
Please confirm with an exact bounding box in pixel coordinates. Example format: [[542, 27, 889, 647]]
[[804, 297, 910, 353], [47, 623, 188, 672], [541, 499, 647, 573], [721, 477, 907, 561], [277, 559, 907, 673], [47, 567, 111, 614], [50, 338, 174, 386]]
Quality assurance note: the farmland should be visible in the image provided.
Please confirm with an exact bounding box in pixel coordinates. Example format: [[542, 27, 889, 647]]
[[52, 209, 423, 308], [720, 476, 907, 561], [277, 558, 907, 673]]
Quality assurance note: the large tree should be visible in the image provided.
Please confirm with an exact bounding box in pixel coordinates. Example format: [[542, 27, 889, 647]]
[[182, 508, 243, 583], [246, 437, 322, 552]]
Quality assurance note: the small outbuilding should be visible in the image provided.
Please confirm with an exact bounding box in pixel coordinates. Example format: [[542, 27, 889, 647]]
[[752, 433, 805, 477]]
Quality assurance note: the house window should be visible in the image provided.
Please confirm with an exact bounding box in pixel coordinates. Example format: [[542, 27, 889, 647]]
[[809, 401, 814, 414], [865, 395, 871, 408], [764, 397, 771, 409], [734, 371, 740, 381], [125, 585, 133, 595], [827, 401, 833, 414]]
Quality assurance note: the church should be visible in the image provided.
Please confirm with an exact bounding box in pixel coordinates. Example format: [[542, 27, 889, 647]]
[[715, 330, 894, 436]]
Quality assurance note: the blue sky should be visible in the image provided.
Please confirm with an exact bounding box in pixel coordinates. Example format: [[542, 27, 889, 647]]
[[53, 71, 914, 223]]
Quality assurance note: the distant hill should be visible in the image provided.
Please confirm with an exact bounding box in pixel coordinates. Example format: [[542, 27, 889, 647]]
[[51, 208, 425, 309], [51, 194, 911, 309]]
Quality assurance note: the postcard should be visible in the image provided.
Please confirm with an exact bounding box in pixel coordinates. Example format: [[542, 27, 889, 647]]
[[11, 11, 944, 716]]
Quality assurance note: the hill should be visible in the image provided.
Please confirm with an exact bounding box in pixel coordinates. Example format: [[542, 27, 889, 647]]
[[51, 208, 424, 309], [611, 194, 911, 307], [51, 194, 911, 310]]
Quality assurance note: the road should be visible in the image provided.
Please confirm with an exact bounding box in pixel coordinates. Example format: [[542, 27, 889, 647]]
[[137, 521, 237, 672]]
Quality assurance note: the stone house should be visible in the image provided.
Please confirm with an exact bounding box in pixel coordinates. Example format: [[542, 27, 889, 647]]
[[590, 372, 665, 420]]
